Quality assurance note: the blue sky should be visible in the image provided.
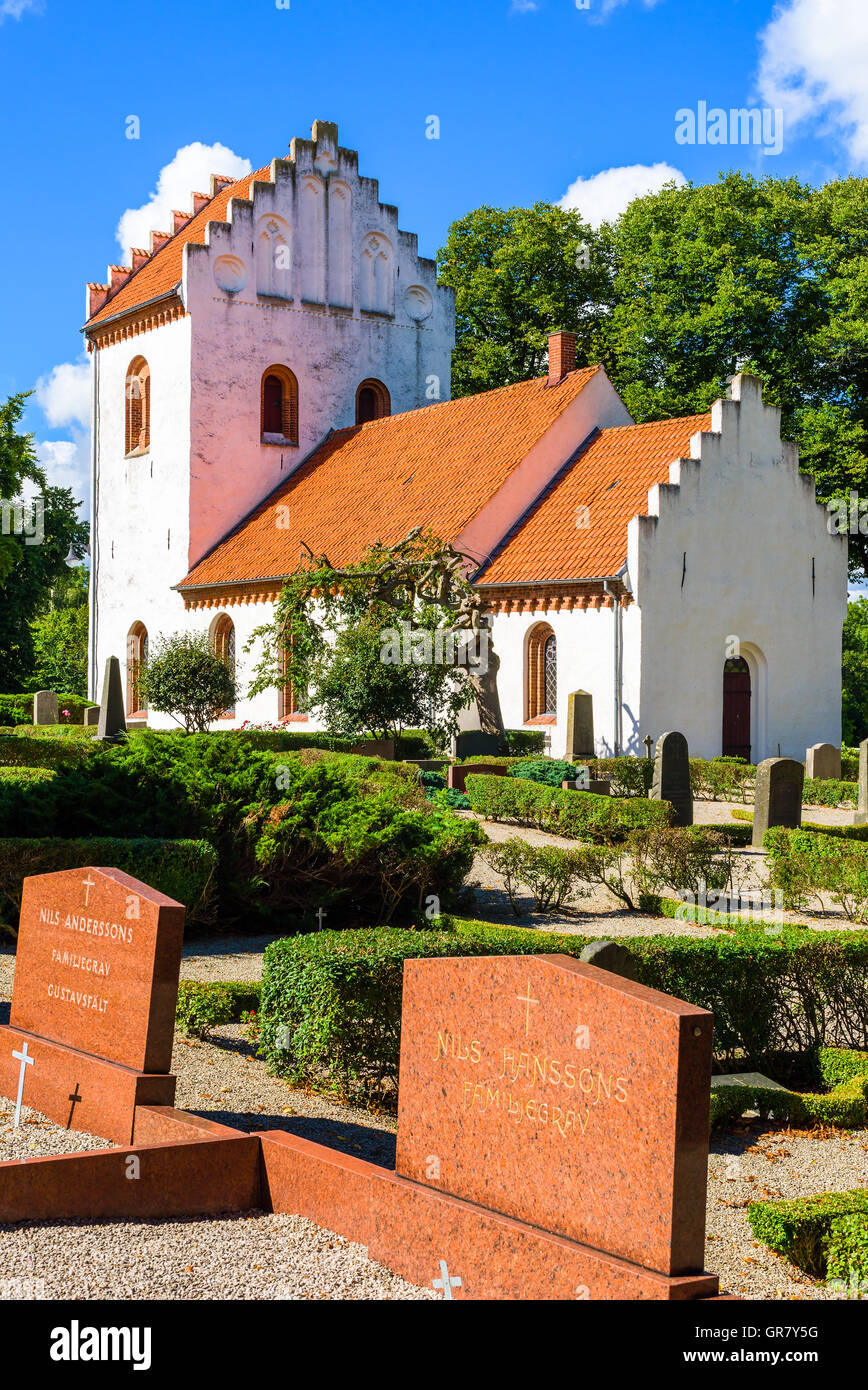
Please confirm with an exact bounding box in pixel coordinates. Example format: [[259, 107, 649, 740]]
[[2, 0, 866, 511]]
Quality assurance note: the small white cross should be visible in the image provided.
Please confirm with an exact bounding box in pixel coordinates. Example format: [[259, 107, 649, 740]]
[[432, 1260, 462, 1300], [12, 1042, 34, 1128], [81, 875, 96, 906], [316, 908, 326, 931]]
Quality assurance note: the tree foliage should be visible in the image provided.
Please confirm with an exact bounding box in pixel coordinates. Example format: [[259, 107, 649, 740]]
[[139, 632, 236, 734]]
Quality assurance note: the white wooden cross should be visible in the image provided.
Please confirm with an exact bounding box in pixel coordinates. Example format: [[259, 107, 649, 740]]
[[12, 1041, 33, 1128], [432, 1260, 462, 1300]]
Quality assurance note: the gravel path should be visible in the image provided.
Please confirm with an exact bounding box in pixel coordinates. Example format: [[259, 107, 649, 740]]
[[707, 1121, 868, 1299], [0, 1096, 112, 1161]]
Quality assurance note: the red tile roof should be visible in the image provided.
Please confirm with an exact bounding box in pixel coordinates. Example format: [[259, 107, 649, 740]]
[[477, 414, 711, 584], [86, 164, 272, 326], [178, 367, 602, 589]]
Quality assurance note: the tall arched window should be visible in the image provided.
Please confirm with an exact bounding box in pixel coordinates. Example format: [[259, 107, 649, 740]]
[[526, 623, 557, 722], [355, 379, 391, 425], [125, 357, 150, 456], [126, 622, 148, 716], [212, 614, 236, 718], [278, 641, 307, 720], [260, 366, 299, 444]]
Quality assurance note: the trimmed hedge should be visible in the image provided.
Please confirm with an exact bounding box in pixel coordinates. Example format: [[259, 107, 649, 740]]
[[0, 767, 56, 787], [464, 772, 671, 842], [764, 826, 868, 920], [0, 837, 218, 934], [825, 1214, 868, 1288], [175, 980, 261, 1037], [589, 756, 654, 798], [747, 1189, 868, 1277], [0, 734, 94, 768], [803, 777, 858, 808], [709, 1068, 868, 1131], [257, 918, 868, 1107]]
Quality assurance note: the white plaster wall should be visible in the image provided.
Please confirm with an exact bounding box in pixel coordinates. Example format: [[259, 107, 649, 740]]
[[182, 127, 453, 568], [90, 316, 193, 705], [628, 376, 848, 761]]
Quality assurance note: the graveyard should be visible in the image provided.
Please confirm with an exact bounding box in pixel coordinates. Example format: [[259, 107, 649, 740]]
[[0, 681, 866, 1305]]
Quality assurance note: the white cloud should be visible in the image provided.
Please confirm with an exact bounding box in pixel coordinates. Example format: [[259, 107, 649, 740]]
[[0, 0, 43, 21], [34, 435, 91, 517], [115, 141, 252, 258], [35, 360, 91, 430], [757, 0, 868, 165], [558, 161, 687, 226]]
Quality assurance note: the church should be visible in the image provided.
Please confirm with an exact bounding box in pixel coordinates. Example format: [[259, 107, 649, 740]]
[[85, 120, 847, 761]]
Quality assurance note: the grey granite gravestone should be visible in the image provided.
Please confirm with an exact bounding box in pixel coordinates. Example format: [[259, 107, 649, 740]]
[[97, 656, 127, 741], [751, 757, 804, 847], [83, 706, 99, 727], [565, 691, 594, 760], [578, 939, 640, 983], [856, 738, 868, 825], [32, 691, 58, 725], [805, 743, 841, 781], [650, 731, 693, 827]]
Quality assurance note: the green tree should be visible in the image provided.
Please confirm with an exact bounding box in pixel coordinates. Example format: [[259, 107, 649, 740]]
[[0, 394, 89, 691], [139, 632, 236, 734], [437, 202, 610, 397], [27, 561, 89, 695], [842, 597, 868, 745]]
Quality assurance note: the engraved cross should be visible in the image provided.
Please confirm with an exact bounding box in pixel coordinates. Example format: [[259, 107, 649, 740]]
[[516, 981, 539, 1036], [81, 875, 96, 906]]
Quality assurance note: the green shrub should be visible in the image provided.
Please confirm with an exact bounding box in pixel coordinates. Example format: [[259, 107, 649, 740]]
[[764, 827, 868, 919], [420, 770, 446, 794], [825, 1214, 868, 1289], [509, 758, 577, 787], [841, 747, 859, 782], [688, 757, 755, 802], [0, 767, 56, 787], [588, 756, 654, 797], [802, 777, 858, 808], [257, 919, 868, 1106], [175, 982, 234, 1039], [747, 1190, 868, 1277], [465, 772, 671, 842], [433, 786, 471, 811], [0, 837, 218, 934], [483, 837, 590, 914], [140, 631, 235, 733], [504, 729, 548, 756], [0, 734, 93, 768], [819, 1045, 868, 1088], [631, 825, 730, 900]]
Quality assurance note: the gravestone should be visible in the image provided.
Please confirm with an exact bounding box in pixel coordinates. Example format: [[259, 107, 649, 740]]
[[805, 743, 841, 781], [396, 953, 713, 1278], [33, 690, 58, 725], [650, 731, 693, 827], [857, 738, 868, 825], [83, 706, 99, 727], [352, 738, 396, 760], [448, 761, 509, 795], [565, 690, 594, 760], [452, 731, 503, 760], [579, 938, 639, 982], [97, 655, 127, 741], [751, 757, 804, 847], [0, 867, 184, 1142], [562, 777, 611, 796]]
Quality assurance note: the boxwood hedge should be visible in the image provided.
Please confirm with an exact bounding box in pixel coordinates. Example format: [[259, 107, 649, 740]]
[[464, 773, 671, 841], [747, 1189, 868, 1277], [257, 918, 868, 1108]]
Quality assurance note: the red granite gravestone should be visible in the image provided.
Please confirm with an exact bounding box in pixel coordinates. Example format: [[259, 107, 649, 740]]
[[0, 867, 184, 1142], [395, 953, 713, 1277]]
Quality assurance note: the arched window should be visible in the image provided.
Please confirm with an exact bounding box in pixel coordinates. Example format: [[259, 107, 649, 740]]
[[126, 621, 148, 716], [278, 641, 307, 720], [256, 214, 291, 299], [360, 232, 394, 314], [212, 614, 236, 718], [526, 623, 557, 722], [355, 379, 391, 425], [260, 366, 299, 444], [125, 357, 150, 456]]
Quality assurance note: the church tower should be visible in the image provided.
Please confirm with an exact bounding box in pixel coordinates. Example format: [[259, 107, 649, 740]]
[[84, 120, 454, 705]]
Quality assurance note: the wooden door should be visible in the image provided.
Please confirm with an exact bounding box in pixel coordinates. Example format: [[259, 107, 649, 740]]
[[722, 657, 751, 761]]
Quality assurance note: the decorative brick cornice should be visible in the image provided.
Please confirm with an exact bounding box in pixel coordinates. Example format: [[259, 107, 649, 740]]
[[178, 576, 633, 614], [87, 295, 187, 351], [179, 579, 284, 610]]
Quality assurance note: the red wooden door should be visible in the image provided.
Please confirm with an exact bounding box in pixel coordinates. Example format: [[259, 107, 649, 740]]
[[722, 658, 751, 761]]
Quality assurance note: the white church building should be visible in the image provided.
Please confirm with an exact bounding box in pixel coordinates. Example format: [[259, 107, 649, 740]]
[[86, 120, 847, 761]]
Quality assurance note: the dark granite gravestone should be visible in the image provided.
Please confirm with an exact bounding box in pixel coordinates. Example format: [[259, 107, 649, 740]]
[[453, 731, 503, 760], [565, 691, 594, 759], [579, 939, 639, 982], [33, 691, 58, 725], [650, 731, 693, 827], [97, 656, 127, 741], [751, 758, 804, 848]]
